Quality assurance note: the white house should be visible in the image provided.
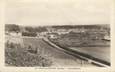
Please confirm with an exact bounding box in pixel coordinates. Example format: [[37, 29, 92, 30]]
[[9, 32, 21, 36], [49, 34, 57, 39]]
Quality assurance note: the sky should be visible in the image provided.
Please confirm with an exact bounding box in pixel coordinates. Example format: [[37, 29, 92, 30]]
[[5, 0, 110, 26]]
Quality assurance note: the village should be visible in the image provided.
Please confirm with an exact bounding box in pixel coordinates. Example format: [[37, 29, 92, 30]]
[[5, 24, 110, 41]]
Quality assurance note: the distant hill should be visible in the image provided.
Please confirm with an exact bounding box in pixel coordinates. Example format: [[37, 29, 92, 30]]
[[5, 24, 110, 33], [51, 24, 110, 30]]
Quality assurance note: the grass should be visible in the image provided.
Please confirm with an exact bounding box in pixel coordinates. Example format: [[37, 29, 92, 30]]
[[5, 40, 52, 67], [48, 32, 110, 66], [49, 32, 110, 47]]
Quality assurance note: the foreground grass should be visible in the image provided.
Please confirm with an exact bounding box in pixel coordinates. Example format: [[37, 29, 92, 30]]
[[5, 41, 52, 67]]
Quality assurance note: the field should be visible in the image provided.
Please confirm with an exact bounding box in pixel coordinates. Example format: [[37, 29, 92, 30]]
[[22, 37, 96, 67], [49, 32, 110, 47], [5, 35, 96, 67], [49, 32, 110, 65], [5, 36, 52, 67]]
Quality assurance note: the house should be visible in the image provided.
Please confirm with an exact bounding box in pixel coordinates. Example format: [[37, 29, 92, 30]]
[[56, 29, 69, 35], [49, 34, 57, 39], [9, 32, 21, 36], [47, 33, 58, 39], [103, 35, 110, 41]]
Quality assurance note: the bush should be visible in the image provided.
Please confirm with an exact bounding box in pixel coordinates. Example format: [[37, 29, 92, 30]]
[[5, 42, 52, 67], [22, 32, 37, 37]]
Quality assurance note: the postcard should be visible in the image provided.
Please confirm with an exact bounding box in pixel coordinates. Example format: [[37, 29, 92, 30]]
[[0, 0, 115, 72]]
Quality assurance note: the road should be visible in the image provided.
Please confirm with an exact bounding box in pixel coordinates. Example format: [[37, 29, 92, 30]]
[[6, 35, 108, 67], [23, 38, 96, 67]]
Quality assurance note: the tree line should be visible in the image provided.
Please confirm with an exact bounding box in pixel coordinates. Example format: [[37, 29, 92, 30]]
[[5, 24, 48, 33]]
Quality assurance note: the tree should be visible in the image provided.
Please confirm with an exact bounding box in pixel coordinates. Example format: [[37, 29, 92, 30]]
[[35, 27, 47, 33], [5, 24, 20, 33], [25, 26, 36, 33]]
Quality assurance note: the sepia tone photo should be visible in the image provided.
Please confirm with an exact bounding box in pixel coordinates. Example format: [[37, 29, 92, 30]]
[[5, 0, 111, 68]]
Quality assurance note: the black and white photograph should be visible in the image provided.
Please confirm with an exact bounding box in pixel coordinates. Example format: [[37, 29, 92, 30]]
[[4, 0, 111, 68]]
